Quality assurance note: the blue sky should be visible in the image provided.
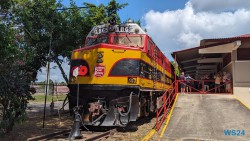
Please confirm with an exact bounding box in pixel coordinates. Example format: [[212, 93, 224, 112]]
[[37, 0, 250, 82], [62, 0, 188, 24]]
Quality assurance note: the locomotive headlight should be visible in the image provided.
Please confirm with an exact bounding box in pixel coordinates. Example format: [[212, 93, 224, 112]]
[[97, 52, 104, 63], [97, 52, 103, 58], [128, 77, 137, 84], [97, 58, 103, 63]]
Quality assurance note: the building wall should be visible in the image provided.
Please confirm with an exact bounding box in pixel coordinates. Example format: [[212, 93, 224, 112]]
[[233, 61, 250, 87], [237, 48, 250, 60], [229, 40, 250, 87], [239, 40, 250, 48], [231, 60, 250, 107]]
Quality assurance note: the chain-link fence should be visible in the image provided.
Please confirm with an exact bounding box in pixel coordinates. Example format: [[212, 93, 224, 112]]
[[28, 83, 69, 118], [31, 83, 69, 95]]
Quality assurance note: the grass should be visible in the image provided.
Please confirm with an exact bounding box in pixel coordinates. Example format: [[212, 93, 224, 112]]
[[30, 93, 67, 103]]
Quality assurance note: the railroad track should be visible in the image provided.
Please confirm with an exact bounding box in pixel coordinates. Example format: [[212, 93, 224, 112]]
[[27, 115, 155, 141], [27, 128, 117, 141]]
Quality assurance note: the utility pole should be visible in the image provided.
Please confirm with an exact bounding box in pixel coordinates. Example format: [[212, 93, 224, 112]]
[[41, 6, 95, 128], [42, 32, 52, 128]]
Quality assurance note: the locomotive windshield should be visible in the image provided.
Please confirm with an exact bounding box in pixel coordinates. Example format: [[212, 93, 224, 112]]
[[86, 36, 109, 46], [113, 35, 144, 47], [85, 35, 145, 47]]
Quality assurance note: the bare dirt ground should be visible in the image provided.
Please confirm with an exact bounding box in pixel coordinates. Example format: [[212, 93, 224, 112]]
[[1, 101, 72, 141], [1, 101, 157, 141]]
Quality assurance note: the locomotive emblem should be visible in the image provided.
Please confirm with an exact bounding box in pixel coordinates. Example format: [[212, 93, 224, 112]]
[[94, 65, 105, 77]]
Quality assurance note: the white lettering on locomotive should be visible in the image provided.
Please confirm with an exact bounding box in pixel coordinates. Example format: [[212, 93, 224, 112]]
[[94, 25, 131, 35]]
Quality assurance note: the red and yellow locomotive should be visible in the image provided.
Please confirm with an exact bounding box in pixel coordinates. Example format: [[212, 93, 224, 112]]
[[68, 21, 174, 127]]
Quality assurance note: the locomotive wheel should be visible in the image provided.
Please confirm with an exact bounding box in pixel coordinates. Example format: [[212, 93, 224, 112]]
[[139, 97, 149, 117]]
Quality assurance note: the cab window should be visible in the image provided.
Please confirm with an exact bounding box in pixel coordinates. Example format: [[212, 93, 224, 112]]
[[113, 35, 144, 47], [86, 36, 109, 46]]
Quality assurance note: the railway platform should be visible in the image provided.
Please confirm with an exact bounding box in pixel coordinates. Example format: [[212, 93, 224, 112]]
[[161, 94, 250, 141]]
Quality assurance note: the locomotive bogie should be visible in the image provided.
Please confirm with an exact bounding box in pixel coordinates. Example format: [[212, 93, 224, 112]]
[[68, 86, 140, 126]]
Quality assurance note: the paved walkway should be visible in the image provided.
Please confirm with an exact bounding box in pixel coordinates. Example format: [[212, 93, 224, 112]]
[[27, 101, 69, 118], [162, 94, 250, 141]]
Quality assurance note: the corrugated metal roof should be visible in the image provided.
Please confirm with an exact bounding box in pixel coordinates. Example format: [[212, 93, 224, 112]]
[[235, 34, 250, 38], [200, 33, 250, 46], [173, 34, 250, 55], [203, 33, 250, 41], [217, 34, 250, 39]]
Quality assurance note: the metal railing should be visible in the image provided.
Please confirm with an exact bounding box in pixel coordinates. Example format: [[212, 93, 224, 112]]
[[155, 81, 177, 131], [155, 79, 232, 131], [31, 83, 69, 95], [176, 80, 233, 94]]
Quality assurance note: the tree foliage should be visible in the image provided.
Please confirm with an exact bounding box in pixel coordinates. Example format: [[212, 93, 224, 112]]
[[0, 0, 128, 136], [170, 61, 180, 77], [13, 0, 128, 83], [0, 12, 35, 136]]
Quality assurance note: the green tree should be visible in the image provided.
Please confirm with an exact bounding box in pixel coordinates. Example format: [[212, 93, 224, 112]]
[[105, 0, 128, 23], [13, 0, 128, 83], [171, 61, 180, 77], [0, 0, 128, 136], [0, 13, 35, 136]]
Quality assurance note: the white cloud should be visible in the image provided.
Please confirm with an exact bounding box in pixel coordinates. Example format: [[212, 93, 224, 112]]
[[37, 0, 250, 81], [190, 0, 250, 12], [143, 1, 250, 59]]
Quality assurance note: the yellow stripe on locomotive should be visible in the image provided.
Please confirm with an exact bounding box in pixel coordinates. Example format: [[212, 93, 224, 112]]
[[69, 46, 173, 90]]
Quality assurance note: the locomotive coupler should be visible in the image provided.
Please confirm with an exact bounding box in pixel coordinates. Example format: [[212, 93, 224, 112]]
[[114, 105, 126, 127], [114, 106, 120, 126], [113, 102, 130, 127], [88, 97, 108, 125]]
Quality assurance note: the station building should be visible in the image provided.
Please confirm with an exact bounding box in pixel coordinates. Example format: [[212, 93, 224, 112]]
[[172, 34, 250, 107]]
